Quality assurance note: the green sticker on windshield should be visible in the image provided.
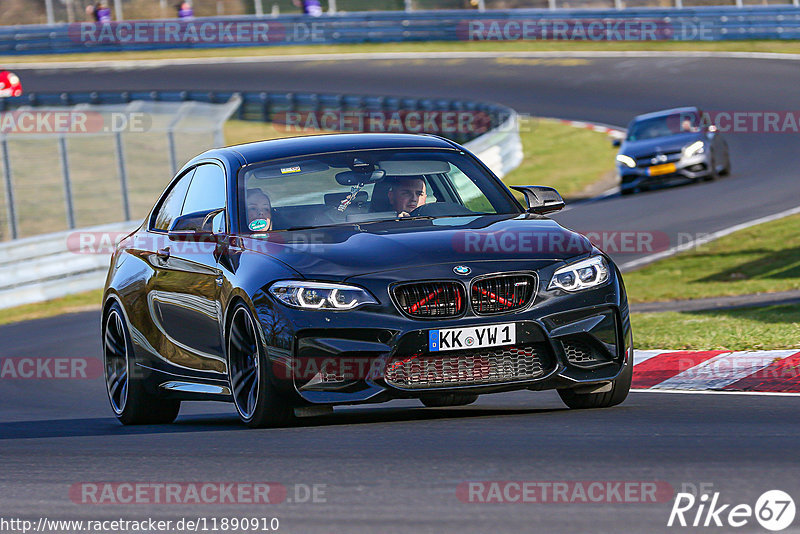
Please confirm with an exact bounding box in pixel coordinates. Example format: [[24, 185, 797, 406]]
[[249, 219, 269, 232]]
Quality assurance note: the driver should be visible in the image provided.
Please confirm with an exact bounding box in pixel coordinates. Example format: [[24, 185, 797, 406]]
[[387, 177, 427, 217], [246, 189, 273, 231]]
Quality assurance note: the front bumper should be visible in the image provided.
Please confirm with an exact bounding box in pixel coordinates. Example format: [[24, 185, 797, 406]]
[[252, 260, 632, 406], [619, 153, 711, 191]]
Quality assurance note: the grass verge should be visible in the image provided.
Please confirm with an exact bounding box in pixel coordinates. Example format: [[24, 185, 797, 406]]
[[0, 289, 102, 326], [632, 304, 800, 351], [3, 39, 800, 64], [505, 117, 616, 198], [625, 213, 800, 303]]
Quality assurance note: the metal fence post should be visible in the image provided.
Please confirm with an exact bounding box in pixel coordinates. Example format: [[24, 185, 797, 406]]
[[167, 130, 178, 177], [45, 0, 56, 25], [115, 132, 131, 221], [58, 136, 76, 230], [675, 0, 683, 8], [614, 0, 623, 9], [548, 0, 557, 10], [1, 138, 18, 240]]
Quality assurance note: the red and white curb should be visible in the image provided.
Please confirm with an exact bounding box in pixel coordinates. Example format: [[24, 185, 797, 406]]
[[633, 350, 800, 393], [546, 117, 625, 138]]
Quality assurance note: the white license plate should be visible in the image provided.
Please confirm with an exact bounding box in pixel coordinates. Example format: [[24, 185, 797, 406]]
[[429, 323, 516, 352]]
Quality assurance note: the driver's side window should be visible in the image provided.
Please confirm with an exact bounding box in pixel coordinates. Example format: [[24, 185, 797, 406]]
[[151, 168, 195, 232]]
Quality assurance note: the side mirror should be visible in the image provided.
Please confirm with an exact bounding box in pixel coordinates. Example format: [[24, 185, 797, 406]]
[[611, 138, 622, 147], [168, 208, 225, 240], [511, 186, 565, 215]]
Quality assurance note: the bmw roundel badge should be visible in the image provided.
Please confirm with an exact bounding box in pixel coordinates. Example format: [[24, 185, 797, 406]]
[[453, 265, 471, 275]]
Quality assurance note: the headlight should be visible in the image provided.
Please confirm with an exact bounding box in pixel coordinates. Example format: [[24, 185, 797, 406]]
[[549, 256, 610, 292], [682, 140, 705, 158], [269, 281, 378, 310], [615, 154, 636, 168]]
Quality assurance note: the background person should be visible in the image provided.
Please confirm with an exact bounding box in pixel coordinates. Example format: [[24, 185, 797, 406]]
[[93, 2, 112, 22], [176, 1, 193, 19], [292, 0, 323, 16]]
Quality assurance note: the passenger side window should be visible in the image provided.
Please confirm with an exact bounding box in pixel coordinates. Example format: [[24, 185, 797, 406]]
[[182, 164, 227, 216], [151, 169, 195, 232]]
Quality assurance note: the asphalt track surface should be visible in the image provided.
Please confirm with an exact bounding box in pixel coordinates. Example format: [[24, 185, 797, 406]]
[[3, 53, 800, 532]]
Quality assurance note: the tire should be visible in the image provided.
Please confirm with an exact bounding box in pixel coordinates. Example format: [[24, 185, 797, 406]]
[[703, 157, 719, 182], [557, 361, 632, 410], [719, 156, 732, 176], [227, 302, 294, 428], [420, 393, 479, 407], [103, 302, 181, 425], [620, 188, 636, 196]]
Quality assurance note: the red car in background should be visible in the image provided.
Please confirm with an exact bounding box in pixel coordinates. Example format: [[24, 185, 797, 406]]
[[0, 71, 22, 97]]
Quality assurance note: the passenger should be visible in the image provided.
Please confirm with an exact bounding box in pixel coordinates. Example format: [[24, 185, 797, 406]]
[[246, 189, 273, 231], [387, 177, 427, 217]]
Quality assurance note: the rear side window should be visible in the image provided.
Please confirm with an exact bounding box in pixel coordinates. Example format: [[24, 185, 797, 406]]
[[151, 169, 195, 231], [181, 164, 227, 216]]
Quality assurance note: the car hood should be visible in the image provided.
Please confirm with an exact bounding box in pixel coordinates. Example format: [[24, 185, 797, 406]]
[[621, 132, 703, 157], [239, 214, 593, 281]]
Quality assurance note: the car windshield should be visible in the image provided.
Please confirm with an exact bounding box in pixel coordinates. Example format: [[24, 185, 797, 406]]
[[626, 112, 700, 141], [238, 149, 520, 233]]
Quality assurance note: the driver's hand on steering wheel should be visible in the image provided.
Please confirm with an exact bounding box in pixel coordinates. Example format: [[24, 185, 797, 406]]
[[398, 211, 411, 218]]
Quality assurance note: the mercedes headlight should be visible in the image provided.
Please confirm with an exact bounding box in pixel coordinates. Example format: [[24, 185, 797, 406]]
[[269, 281, 378, 310], [549, 256, 610, 292], [616, 154, 636, 168], [682, 141, 705, 158]]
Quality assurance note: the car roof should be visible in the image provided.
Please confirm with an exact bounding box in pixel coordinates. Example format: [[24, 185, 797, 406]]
[[633, 107, 699, 122], [196, 133, 459, 167]]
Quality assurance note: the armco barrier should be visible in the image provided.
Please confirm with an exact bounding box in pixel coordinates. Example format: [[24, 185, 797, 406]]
[[1, 7, 800, 56], [0, 89, 521, 309]]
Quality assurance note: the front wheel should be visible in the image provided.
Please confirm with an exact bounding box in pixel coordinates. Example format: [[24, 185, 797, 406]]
[[557, 361, 632, 409], [103, 302, 180, 425], [227, 303, 294, 428]]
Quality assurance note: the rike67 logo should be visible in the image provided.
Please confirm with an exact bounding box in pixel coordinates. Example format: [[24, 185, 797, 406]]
[[668, 490, 796, 531]]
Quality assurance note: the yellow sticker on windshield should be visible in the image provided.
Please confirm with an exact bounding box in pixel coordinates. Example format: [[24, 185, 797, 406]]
[[280, 166, 301, 174]]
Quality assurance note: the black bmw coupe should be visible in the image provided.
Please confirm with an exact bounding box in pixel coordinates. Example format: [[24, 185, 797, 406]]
[[102, 133, 632, 427]]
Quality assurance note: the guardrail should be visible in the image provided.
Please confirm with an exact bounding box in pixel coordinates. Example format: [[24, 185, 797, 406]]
[[1, 6, 799, 56], [0, 89, 521, 309]]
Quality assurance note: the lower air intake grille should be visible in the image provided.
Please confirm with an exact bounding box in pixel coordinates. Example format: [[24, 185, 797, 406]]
[[393, 282, 465, 318], [562, 339, 609, 367], [471, 274, 536, 315], [385, 344, 548, 388]]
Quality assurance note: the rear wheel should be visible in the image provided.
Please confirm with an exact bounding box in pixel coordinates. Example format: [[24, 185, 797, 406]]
[[420, 393, 478, 407], [228, 303, 294, 428], [103, 302, 180, 425], [557, 362, 632, 409]]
